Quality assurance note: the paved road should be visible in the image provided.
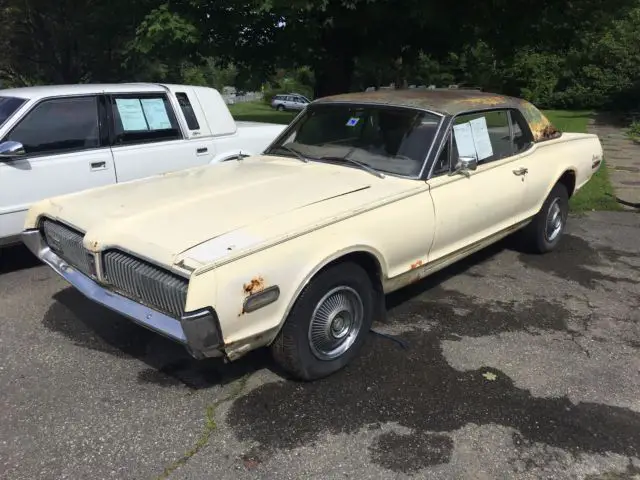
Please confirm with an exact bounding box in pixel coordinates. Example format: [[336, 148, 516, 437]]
[[1, 212, 639, 480]]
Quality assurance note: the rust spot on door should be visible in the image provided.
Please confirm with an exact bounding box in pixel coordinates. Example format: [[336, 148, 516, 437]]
[[411, 260, 423, 269], [243, 276, 265, 296]]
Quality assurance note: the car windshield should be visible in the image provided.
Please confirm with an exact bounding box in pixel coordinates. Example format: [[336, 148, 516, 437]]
[[264, 103, 442, 177], [0, 96, 27, 128]]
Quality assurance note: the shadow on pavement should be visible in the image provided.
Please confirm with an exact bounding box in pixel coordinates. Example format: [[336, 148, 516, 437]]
[[39, 231, 631, 395], [42, 287, 269, 390], [0, 244, 41, 275], [41, 232, 517, 392]]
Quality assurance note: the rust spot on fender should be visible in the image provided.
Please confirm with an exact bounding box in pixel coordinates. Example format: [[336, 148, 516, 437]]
[[411, 260, 423, 269], [243, 276, 265, 296]]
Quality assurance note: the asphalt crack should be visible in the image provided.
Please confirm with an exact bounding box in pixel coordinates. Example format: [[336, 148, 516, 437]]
[[156, 374, 250, 479]]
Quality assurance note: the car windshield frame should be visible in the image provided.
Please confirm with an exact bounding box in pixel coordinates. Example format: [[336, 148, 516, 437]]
[[0, 96, 28, 129], [264, 102, 444, 179]]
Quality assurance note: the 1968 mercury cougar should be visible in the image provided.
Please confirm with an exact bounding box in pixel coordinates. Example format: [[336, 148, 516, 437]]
[[23, 89, 603, 380]]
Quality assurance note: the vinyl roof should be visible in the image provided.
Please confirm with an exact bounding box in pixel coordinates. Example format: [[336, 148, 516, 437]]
[[315, 89, 535, 115]]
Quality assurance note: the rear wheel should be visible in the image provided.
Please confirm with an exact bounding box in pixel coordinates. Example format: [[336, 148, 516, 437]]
[[520, 182, 569, 253], [270, 262, 375, 380]]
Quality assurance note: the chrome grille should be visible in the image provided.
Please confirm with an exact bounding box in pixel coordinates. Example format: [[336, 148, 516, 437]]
[[41, 219, 94, 277], [102, 250, 188, 319]]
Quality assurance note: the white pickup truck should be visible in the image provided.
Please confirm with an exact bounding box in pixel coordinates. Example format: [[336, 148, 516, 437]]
[[0, 83, 287, 248]]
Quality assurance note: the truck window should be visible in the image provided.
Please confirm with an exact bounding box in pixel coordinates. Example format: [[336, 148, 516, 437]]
[[3, 96, 100, 156], [175, 92, 200, 130], [110, 94, 182, 146]]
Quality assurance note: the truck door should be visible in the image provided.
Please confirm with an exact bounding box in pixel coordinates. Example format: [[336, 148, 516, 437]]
[[107, 90, 214, 183]]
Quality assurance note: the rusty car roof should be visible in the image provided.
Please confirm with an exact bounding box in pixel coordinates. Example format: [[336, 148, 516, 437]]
[[313, 89, 560, 142]]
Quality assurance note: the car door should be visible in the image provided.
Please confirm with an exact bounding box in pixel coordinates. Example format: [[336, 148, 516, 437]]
[[292, 96, 306, 110], [284, 95, 296, 109], [0, 94, 115, 244], [107, 91, 212, 183], [504, 109, 556, 218], [426, 109, 527, 262]]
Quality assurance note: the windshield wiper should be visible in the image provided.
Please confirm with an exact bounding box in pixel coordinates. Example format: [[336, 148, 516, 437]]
[[271, 144, 309, 163], [319, 155, 385, 179]]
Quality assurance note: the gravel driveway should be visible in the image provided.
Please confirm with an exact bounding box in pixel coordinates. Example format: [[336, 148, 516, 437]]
[[1, 211, 639, 479]]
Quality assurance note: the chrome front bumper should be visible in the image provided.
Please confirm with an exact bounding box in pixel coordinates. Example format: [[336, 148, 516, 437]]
[[22, 229, 223, 358]]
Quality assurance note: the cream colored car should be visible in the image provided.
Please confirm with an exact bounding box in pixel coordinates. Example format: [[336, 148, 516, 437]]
[[22, 89, 603, 380]]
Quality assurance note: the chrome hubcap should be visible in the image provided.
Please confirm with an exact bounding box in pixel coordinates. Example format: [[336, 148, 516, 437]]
[[545, 198, 563, 242], [308, 286, 364, 360]]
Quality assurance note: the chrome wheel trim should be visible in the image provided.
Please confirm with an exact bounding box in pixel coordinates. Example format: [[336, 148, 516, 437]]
[[308, 286, 364, 361], [545, 197, 564, 242]]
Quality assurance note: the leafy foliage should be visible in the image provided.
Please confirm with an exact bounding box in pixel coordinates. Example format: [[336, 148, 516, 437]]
[[0, 0, 639, 110]]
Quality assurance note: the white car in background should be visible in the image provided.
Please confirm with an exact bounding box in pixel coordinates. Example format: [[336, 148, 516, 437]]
[[0, 83, 287, 249], [270, 93, 310, 111]]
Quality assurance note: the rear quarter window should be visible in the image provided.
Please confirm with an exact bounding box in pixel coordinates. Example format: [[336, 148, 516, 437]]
[[175, 92, 200, 130]]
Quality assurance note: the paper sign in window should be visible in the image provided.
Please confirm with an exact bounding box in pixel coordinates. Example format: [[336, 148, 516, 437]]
[[140, 98, 172, 130], [453, 122, 477, 158], [469, 116, 493, 160], [115, 99, 148, 131]]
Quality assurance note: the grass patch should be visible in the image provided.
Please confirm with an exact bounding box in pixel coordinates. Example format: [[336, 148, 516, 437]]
[[625, 120, 640, 144], [228, 101, 295, 124], [543, 110, 621, 211], [227, 103, 620, 211], [543, 110, 592, 133], [567, 159, 620, 211]]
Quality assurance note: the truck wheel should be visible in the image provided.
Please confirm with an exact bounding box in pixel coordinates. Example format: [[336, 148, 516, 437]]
[[521, 182, 569, 253], [270, 262, 374, 381], [277, 105, 285, 111]]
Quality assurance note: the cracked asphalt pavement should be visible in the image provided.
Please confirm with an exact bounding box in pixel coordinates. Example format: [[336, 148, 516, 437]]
[[1, 211, 639, 479]]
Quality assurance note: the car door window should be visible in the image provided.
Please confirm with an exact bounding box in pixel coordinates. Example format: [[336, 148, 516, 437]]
[[451, 109, 512, 165], [509, 109, 534, 154], [3, 96, 100, 157], [110, 94, 182, 146]]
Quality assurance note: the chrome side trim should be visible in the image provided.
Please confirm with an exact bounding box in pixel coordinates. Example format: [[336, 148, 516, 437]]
[[22, 229, 187, 344]]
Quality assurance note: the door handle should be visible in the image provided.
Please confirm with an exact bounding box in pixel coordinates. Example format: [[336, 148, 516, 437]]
[[512, 167, 528, 176], [90, 161, 107, 171], [196, 147, 208, 155]]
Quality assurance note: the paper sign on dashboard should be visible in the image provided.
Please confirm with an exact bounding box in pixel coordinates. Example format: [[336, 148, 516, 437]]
[[115, 98, 149, 131]]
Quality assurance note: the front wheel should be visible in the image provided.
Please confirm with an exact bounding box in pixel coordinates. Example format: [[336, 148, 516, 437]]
[[520, 182, 569, 253], [276, 105, 285, 111], [270, 262, 375, 381]]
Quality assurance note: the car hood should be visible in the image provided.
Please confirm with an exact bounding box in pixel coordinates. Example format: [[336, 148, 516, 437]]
[[36, 155, 420, 268]]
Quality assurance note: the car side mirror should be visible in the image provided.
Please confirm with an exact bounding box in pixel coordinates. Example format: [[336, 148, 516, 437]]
[[0, 141, 26, 159], [450, 156, 478, 178]]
